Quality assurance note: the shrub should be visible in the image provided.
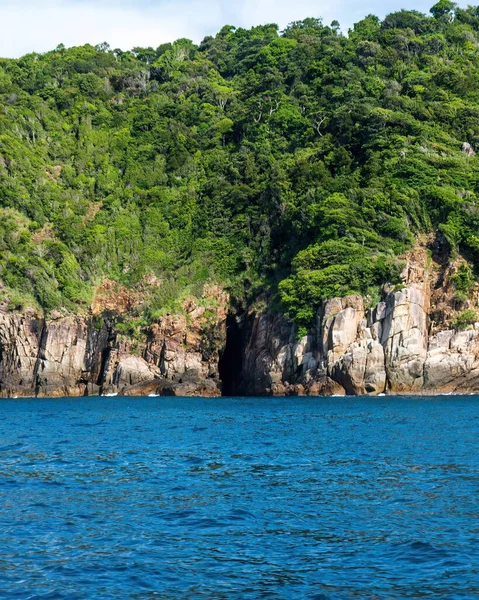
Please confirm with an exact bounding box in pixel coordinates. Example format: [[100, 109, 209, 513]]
[[451, 264, 475, 300], [453, 309, 478, 330]]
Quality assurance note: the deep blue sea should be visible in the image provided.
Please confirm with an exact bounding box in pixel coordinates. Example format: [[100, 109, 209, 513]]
[[0, 396, 478, 599]]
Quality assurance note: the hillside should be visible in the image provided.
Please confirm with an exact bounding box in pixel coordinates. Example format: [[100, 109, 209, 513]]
[[2, 1, 479, 390]]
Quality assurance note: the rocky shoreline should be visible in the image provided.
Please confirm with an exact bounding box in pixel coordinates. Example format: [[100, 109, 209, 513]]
[[2, 247, 479, 398]]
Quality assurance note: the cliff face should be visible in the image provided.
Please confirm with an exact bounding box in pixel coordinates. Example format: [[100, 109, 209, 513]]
[[238, 247, 479, 396], [2, 250, 479, 397], [0, 286, 228, 398]]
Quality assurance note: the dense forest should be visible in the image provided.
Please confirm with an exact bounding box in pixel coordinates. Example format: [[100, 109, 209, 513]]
[[1, 0, 479, 329]]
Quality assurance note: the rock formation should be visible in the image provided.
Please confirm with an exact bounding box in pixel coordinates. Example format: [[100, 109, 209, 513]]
[[2, 247, 479, 397], [237, 246, 479, 396], [0, 286, 228, 398]]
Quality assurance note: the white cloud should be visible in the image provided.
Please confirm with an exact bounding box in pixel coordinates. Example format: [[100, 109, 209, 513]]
[[0, 0, 446, 58], [0, 0, 223, 57]]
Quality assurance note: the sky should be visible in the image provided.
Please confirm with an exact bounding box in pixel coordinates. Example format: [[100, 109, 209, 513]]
[[0, 0, 455, 58]]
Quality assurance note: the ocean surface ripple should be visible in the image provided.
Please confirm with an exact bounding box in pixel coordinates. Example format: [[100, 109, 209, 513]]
[[0, 395, 478, 599]]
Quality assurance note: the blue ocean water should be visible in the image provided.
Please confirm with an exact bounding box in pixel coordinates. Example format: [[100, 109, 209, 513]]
[[0, 396, 478, 599]]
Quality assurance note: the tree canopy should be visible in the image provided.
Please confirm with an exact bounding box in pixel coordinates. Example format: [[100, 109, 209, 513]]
[[1, 5, 479, 325]]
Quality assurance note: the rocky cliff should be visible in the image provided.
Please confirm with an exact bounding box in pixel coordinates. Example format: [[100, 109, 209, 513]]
[[2, 247, 479, 397], [237, 246, 479, 396], [0, 286, 229, 398]]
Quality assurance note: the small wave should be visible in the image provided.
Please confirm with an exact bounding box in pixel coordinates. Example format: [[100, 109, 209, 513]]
[[392, 540, 450, 563], [0, 442, 23, 451]]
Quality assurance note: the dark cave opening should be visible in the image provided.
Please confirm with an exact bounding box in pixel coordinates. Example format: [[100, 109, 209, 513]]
[[219, 314, 243, 396]]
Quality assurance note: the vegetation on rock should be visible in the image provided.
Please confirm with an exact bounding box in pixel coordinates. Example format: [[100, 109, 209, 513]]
[[453, 308, 479, 329]]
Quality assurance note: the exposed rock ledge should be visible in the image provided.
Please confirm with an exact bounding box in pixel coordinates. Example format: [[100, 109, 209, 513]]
[[2, 250, 479, 397]]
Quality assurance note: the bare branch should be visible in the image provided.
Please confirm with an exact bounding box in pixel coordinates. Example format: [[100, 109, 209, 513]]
[[269, 99, 281, 116], [311, 113, 327, 136], [254, 99, 263, 123]]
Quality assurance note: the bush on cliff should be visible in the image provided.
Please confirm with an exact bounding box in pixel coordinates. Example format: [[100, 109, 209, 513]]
[[454, 309, 479, 330]]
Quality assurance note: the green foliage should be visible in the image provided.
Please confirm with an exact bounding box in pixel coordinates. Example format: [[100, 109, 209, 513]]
[[452, 263, 475, 295], [430, 0, 456, 19], [279, 240, 402, 325], [453, 309, 478, 330], [451, 262, 475, 301], [1, 4, 479, 325]]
